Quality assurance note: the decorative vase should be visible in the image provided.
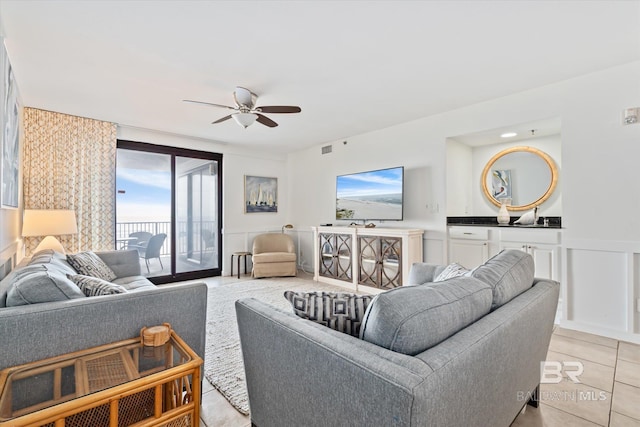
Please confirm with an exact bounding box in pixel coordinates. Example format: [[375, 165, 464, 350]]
[[497, 199, 511, 225]]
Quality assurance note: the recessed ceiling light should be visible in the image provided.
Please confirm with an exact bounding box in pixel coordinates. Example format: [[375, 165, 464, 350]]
[[501, 132, 517, 138]]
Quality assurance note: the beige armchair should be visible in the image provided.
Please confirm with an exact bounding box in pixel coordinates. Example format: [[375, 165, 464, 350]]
[[252, 233, 297, 278]]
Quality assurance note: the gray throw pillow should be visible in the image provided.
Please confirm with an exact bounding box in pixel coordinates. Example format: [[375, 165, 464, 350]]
[[284, 291, 374, 337], [360, 277, 492, 355], [469, 249, 535, 310], [29, 249, 77, 276], [67, 274, 127, 297], [67, 251, 117, 281], [6, 265, 85, 306], [434, 263, 469, 282]]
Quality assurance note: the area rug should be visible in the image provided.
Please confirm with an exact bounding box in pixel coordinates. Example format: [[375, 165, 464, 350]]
[[204, 276, 348, 415]]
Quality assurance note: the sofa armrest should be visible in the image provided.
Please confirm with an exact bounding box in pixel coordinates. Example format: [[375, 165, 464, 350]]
[[0, 282, 207, 371], [96, 249, 141, 278], [236, 298, 432, 427]]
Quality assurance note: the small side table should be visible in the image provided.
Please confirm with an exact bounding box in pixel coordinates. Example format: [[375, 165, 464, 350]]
[[231, 251, 252, 279], [0, 331, 202, 427]]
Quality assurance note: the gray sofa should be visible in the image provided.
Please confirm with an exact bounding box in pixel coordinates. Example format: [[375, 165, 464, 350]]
[[236, 250, 559, 427], [0, 249, 208, 372]]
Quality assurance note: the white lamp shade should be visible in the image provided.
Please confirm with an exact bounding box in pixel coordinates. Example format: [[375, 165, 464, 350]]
[[232, 112, 258, 128], [22, 209, 78, 237]]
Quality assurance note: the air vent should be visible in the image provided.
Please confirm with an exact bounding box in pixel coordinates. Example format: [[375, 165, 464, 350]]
[[321, 145, 332, 155]]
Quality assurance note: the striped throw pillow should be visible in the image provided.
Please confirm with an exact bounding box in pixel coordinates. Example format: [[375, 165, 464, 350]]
[[67, 251, 117, 281], [284, 291, 374, 337], [67, 274, 127, 297], [434, 263, 470, 282]]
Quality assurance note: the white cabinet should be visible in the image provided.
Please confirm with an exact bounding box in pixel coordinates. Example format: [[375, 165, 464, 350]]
[[312, 227, 424, 293], [448, 227, 492, 270], [499, 228, 561, 281], [448, 226, 562, 280]]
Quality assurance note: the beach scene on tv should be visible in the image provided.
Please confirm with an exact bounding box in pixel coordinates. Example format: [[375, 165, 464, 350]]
[[336, 167, 403, 221]]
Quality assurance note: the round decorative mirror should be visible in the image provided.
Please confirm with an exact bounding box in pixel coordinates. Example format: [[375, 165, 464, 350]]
[[481, 146, 558, 211]]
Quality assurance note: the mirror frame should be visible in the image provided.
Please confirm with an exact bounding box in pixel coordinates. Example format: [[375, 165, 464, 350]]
[[481, 146, 558, 211]]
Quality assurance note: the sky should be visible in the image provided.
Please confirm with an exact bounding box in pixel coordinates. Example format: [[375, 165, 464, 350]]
[[116, 167, 171, 223]]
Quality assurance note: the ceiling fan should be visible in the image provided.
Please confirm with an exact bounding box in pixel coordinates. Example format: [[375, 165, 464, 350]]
[[183, 87, 301, 129]]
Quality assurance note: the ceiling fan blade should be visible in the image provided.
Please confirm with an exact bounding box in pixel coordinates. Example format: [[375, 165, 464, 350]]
[[256, 114, 278, 128], [183, 99, 235, 110], [212, 115, 233, 124], [233, 87, 257, 108], [256, 106, 301, 114]]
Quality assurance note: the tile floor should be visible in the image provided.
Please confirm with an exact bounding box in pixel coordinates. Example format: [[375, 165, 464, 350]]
[[196, 274, 640, 427]]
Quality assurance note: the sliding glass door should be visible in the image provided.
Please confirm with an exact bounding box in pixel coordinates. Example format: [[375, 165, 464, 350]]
[[115, 149, 172, 278], [116, 141, 222, 283], [175, 157, 219, 274]]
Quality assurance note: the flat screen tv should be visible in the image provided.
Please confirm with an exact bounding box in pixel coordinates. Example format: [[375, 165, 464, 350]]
[[336, 166, 404, 221]]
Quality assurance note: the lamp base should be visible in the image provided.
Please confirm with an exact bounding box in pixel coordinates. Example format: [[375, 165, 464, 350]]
[[34, 236, 67, 254]]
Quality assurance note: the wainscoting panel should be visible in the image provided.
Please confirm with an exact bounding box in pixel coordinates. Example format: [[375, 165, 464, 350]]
[[424, 237, 445, 265], [423, 229, 445, 265], [0, 242, 18, 281], [562, 238, 640, 344], [222, 230, 254, 276], [566, 248, 627, 331], [296, 229, 315, 274]]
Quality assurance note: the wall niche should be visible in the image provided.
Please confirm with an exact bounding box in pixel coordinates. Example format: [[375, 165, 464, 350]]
[[446, 117, 562, 218]]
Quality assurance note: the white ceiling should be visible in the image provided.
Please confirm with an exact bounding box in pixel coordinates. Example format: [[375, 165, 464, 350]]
[[1, 1, 639, 154], [449, 117, 562, 147]]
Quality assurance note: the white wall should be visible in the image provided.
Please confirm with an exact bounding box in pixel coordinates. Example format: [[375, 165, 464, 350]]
[[288, 60, 640, 342], [291, 61, 640, 241], [445, 139, 473, 215], [117, 126, 290, 275], [288, 119, 448, 267]]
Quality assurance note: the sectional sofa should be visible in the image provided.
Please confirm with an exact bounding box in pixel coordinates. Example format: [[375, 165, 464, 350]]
[[236, 250, 560, 427], [0, 249, 208, 372]]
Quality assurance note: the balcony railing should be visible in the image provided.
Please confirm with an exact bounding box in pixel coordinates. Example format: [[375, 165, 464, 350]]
[[116, 221, 217, 257]]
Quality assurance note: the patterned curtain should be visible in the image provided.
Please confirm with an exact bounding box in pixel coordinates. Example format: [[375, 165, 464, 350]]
[[22, 108, 116, 256]]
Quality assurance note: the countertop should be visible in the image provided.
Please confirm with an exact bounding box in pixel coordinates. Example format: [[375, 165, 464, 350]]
[[447, 216, 562, 229]]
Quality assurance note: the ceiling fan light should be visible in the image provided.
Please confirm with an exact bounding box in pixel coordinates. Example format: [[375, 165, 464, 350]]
[[232, 112, 258, 128]]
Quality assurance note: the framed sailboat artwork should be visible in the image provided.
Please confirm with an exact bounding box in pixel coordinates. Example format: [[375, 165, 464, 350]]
[[244, 175, 278, 213]]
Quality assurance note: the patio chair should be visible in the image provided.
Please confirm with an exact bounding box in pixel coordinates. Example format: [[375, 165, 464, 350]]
[[141, 233, 167, 273], [127, 231, 153, 255], [201, 229, 216, 253]]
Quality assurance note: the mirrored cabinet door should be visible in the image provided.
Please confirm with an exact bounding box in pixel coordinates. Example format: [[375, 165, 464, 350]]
[[319, 233, 352, 282], [380, 238, 401, 289], [358, 236, 402, 290]]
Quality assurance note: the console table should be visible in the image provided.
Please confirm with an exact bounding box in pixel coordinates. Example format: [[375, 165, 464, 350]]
[[0, 330, 202, 427], [311, 226, 424, 293]]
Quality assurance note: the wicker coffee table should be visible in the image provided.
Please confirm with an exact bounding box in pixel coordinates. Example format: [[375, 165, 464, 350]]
[[0, 330, 202, 427]]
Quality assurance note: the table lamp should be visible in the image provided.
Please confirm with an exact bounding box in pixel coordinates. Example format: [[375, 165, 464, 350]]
[[22, 209, 78, 254]]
